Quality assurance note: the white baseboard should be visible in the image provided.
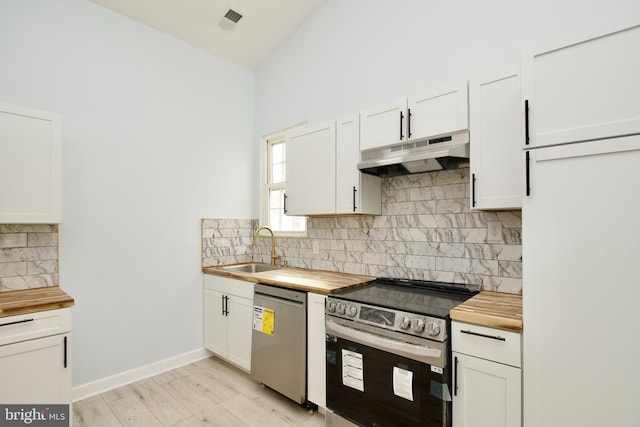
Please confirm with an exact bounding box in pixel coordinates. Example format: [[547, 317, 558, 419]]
[[72, 348, 211, 402]]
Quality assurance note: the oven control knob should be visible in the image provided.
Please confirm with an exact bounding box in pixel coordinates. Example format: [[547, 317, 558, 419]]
[[414, 318, 426, 334], [347, 305, 357, 318], [399, 316, 411, 330], [425, 321, 441, 337], [337, 302, 347, 315], [327, 300, 337, 313]]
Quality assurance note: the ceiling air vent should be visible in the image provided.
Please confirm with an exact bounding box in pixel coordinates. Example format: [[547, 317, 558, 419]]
[[218, 9, 243, 31]]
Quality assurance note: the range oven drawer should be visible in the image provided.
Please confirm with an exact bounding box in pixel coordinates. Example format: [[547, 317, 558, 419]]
[[451, 321, 521, 367]]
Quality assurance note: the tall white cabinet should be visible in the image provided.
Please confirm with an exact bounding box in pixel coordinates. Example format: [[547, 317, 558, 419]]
[[522, 24, 640, 427], [0, 103, 62, 223], [521, 25, 640, 148]]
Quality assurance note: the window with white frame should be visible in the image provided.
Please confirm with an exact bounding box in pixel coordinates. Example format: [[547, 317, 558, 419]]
[[263, 130, 306, 235]]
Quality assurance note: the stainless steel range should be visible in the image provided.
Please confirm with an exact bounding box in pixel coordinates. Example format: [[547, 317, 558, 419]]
[[325, 278, 479, 427]]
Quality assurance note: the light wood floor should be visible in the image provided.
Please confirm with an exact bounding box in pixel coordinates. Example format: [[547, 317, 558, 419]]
[[72, 356, 325, 427]]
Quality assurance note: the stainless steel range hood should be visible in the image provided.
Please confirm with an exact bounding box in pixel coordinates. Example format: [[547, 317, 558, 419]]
[[358, 131, 470, 177]]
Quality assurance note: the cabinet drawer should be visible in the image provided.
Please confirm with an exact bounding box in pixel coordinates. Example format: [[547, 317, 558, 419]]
[[0, 308, 71, 346], [452, 321, 521, 367], [203, 274, 254, 299]]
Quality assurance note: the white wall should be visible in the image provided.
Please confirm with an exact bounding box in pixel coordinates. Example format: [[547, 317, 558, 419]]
[[255, 0, 640, 136], [0, 0, 255, 387]]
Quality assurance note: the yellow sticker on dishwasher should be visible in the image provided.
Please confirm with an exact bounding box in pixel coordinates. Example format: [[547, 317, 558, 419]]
[[262, 308, 275, 335], [253, 306, 275, 335]]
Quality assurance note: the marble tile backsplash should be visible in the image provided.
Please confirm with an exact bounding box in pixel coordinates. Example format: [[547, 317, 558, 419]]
[[0, 224, 59, 292], [201, 218, 257, 267], [202, 168, 522, 293]]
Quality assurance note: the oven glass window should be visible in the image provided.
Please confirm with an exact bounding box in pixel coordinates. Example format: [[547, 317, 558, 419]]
[[359, 306, 396, 326], [326, 335, 450, 426]]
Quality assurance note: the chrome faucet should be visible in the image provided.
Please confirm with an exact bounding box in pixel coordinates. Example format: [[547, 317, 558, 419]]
[[253, 226, 280, 266]]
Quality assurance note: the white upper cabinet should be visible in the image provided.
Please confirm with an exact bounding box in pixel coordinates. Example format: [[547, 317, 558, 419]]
[[0, 103, 61, 223], [359, 98, 407, 151], [336, 114, 381, 215], [285, 120, 337, 216], [522, 24, 640, 148], [286, 116, 381, 216], [408, 83, 468, 141], [360, 82, 468, 151], [470, 66, 523, 210]]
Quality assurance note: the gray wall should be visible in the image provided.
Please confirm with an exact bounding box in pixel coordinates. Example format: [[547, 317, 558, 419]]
[[255, 0, 640, 136], [0, 0, 255, 386]]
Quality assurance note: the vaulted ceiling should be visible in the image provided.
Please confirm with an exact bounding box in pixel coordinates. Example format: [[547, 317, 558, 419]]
[[89, 0, 327, 69]]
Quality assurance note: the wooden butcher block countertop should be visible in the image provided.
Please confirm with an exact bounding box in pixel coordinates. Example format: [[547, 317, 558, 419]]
[[203, 264, 375, 295], [450, 291, 522, 332], [0, 286, 75, 318]]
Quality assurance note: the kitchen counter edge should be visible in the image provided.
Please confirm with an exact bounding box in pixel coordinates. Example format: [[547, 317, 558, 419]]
[[450, 290, 523, 332], [0, 286, 75, 318], [202, 264, 375, 295]]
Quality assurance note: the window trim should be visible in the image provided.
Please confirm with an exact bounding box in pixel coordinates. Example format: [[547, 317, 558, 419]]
[[261, 124, 307, 238]]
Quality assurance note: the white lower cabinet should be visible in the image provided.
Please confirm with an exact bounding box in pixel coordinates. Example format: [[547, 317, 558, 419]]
[[306, 292, 326, 408], [203, 275, 254, 372], [452, 321, 521, 427], [0, 308, 72, 404]]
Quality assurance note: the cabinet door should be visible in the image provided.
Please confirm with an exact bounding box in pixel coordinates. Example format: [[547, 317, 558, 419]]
[[306, 292, 326, 408], [226, 295, 253, 372], [285, 120, 336, 215], [203, 288, 228, 358], [522, 135, 640, 427], [0, 334, 71, 404], [360, 98, 407, 151], [453, 352, 521, 427], [522, 25, 640, 148], [470, 67, 522, 210], [336, 114, 381, 215], [336, 114, 360, 214], [408, 82, 468, 141], [0, 103, 61, 223]]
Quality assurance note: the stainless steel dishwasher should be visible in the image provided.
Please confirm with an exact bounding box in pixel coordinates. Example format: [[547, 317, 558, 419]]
[[250, 283, 307, 404]]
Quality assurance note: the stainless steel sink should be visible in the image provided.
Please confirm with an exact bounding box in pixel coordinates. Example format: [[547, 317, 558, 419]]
[[217, 263, 282, 274]]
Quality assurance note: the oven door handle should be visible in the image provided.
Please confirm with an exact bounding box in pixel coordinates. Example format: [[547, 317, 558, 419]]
[[326, 319, 442, 359]]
